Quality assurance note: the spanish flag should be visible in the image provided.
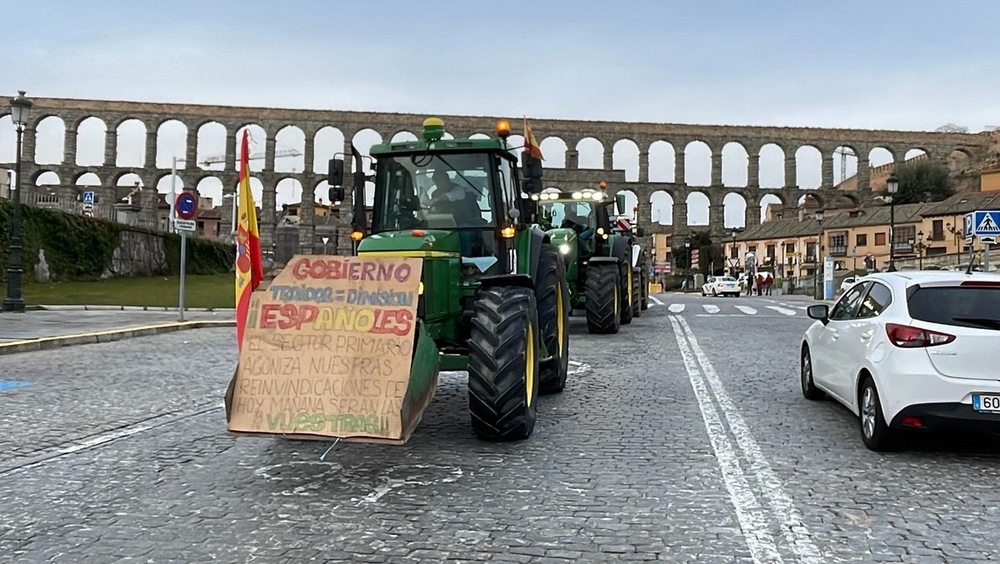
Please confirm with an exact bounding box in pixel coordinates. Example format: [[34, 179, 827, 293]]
[[523, 117, 544, 161], [235, 129, 263, 351]]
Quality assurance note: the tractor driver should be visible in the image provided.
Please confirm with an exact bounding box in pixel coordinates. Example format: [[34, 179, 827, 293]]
[[562, 205, 596, 256], [425, 169, 486, 255]]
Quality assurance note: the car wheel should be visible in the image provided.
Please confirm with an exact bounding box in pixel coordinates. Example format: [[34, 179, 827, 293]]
[[800, 346, 824, 401], [858, 375, 896, 452]]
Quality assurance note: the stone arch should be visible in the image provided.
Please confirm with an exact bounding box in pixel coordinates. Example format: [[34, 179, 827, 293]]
[[114, 172, 144, 187], [904, 148, 929, 162], [721, 142, 748, 187], [723, 192, 747, 228], [758, 143, 785, 188], [115, 119, 147, 168], [74, 171, 102, 186], [947, 149, 972, 174], [759, 194, 784, 223], [276, 177, 303, 211], [313, 126, 345, 174], [507, 134, 525, 154], [832, 145, 859, 187], [391, 131, 418, 142], [0, 114, 15, 163], [686, 191, 710, 225], [832, 193, 860, 209], [314, 178, 338, 205], [235, 124, 267, 173], [155, 172, 187, 195], [196, 121, 227, 171], [274, 125, 306, 173], [539, 136, 567, 169], [196, 176, 224, 207], [868, 146, 895, 168], [794, 145, 822, 189], [352, 128, 383, 206], [116, 173, 144, 206], [576, 137, 604, 169], [616, 189, 639, 219], [34, 116, 66, 165], [613, 138, 639, 182], [648, 140, 675, 182], [650, 190, 674, 225], [155, 119, 188, 169], [684, 141, 711, 187], [797, 192, 824, 210], [233, 176, 265, 207], [75, 116, 107, 166], [469, 133, 491, 140]]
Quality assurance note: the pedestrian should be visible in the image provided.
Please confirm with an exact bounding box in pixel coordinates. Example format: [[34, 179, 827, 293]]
[[756, 273, 764, 296], [764, 272, 773, 295]]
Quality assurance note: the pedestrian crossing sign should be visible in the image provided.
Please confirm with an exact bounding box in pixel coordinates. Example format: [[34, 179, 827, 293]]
[[973, 210, 1000, 237]]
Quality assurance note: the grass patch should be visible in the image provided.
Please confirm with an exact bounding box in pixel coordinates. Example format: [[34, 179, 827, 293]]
[[23, 273, 236, 309]]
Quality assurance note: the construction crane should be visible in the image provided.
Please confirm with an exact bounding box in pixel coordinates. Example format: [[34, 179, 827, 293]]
[[200, 148, 302, 167], [834, 147, 855, 186]]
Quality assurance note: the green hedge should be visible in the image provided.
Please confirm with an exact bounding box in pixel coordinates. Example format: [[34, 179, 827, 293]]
[[0, 199, 235, 281]]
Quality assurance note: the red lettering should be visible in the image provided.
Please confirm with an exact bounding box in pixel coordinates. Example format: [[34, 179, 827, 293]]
[[298, 305, 318, 329], [260, 304, 280, 328], [394, 263, 411, 283], [361, 261, 376, 280], [348, 261, 361, 280], [291, 258, 310, 280], [278, 304, 299, 329], [368, 308, 413, 336]]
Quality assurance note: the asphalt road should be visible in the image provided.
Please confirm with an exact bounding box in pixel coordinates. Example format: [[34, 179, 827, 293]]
[[1, 293, 999, 563]]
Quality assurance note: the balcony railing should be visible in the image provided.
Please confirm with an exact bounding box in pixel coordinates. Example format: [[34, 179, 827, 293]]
[[829, 245, 848, 257], [892, 241, 914, 253]]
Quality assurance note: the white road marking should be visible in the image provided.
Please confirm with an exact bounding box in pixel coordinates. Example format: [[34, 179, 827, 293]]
[[702, 304, 720, 314], [668, 316, 784, 564], [650, 295, 666, 306], [766, 306, 797, 316], [567, 360, 593, 376], [734, 305, 758, 315], [668, 304, 686, 313], [677, 317, 824, 564]]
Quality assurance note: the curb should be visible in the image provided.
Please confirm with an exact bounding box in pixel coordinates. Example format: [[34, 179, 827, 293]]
[[0, 320, 236, 356], [36, 304, 237, 313]]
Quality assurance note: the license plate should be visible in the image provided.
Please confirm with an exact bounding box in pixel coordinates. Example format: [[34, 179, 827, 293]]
[[972, 394, 1000, 413]]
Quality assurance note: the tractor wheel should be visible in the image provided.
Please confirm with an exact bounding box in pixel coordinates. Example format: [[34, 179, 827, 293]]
[[640, 266, 649, 310], [536, 245, 570, 395], [585, 262, 620, 334], [468, 286, 540, 441], [620, 261, 634, 325], [631, 268, 642, 318]]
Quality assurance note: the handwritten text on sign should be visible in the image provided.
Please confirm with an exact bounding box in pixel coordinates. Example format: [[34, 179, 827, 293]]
[[227, 256, 423, 440]]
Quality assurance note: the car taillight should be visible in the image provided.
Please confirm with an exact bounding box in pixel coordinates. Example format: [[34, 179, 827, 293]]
[[885, 323, 955, 348]]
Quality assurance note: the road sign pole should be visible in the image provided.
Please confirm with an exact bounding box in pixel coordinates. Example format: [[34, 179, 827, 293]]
[[986, 242, 991, 272], [170, 157, 178, 234], [179, 231, 187, 321]]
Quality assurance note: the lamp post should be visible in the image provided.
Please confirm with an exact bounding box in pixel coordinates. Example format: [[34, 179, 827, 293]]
[[685, 241, 691, 292], [3, 91, 33, 313], [813, 209, 825, 299], [731, 231, 738, 276], [946, 222, 961, 266], [886, 173, 899, 272], [915, 230, 926, 270]]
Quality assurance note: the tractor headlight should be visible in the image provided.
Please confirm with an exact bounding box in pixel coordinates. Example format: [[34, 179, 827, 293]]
[[559, 244, 571, 255]]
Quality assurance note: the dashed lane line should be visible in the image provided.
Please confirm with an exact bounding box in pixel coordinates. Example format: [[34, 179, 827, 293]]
[[702, 304, 720, 314], [650, 295, 666, 306], [676, 316, 825, 564], [734, 305, 758, 315], [668, 304, 686, 313], [765, 306, 797, 316]]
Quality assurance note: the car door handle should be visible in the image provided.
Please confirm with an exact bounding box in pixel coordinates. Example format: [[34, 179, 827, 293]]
[[860, 329, 874, 342]]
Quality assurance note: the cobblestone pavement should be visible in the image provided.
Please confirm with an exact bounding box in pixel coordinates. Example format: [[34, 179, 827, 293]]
[[1, 294, 999, 562]]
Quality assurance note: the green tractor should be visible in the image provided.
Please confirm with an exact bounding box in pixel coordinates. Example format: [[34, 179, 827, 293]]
[[534, 184, 649, 334], [326, 117, 571, 442]]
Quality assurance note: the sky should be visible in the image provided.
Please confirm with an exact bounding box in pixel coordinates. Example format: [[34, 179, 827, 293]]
[[1, 0, 998, 225]]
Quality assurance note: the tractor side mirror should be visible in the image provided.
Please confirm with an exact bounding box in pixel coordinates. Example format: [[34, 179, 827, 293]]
[[521, 154, 543, 194], [328, 157, 345, 187], [615, 194, 627, 216]]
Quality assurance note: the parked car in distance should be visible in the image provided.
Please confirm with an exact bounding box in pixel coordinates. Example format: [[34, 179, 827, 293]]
[[702, 276, 741, 297], [800, 271, 1000, 451], [839, 275, 865, 294]]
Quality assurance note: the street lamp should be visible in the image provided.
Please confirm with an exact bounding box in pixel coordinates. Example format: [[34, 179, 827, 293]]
[[3, 90, 33, 313], [731, 230, 738, 276], [886, 172, 899, 272], [685, 241, 691, 292], [813, 209, 825, 299], [915, 230, 926, 270]]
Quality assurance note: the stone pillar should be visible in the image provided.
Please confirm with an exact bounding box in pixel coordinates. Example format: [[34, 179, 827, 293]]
[[747, 154, 759, 187], [711, 154, 723, 186], [337, 139, 355, 255], [636, 199, 652, 226], [675, 151, 686, 185], [303, 136, 315, 174], [185, 130, 197, 169], [104, 129, 117, 167], [65, 128, 78, 166], [299, 181, 316, 254], [638, 151, 650, 183], [746, 203, 761, 226], [709, 203, 725, 229], [603, 150, 613, 172], [821, 154, 834, 188], [673, 200, 688, 233], [784, 157, 796, 188], [225, 132, 237, 171], [857, 158, 871, 191], [265, 136, 276, 172], [259, 176, 276, 258], [566, 149, 579, 170], [144, 131, 157, 168]]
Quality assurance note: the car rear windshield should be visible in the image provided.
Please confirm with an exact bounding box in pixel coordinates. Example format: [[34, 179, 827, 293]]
[[907, 286, 1000, 330]]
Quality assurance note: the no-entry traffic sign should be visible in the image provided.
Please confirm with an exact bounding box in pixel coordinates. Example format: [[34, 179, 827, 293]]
[[176, 190, 198, 220]]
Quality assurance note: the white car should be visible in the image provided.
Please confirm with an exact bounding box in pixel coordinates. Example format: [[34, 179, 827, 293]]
[[702, 276, 741, 297], [800, 271, 1000, 451], [839, 275, 861, 294]]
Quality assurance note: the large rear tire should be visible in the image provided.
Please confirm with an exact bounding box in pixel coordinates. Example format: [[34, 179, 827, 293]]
[[620, 261, 634, 325], [537, 245, 570, 394], [468, 286, 540, 441], [585, 262, 620, 334], [631, 268, 642, 318], [640, 266, 649, 310]]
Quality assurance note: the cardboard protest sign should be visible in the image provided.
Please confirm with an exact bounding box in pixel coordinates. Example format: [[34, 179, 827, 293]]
[[225, 254, 431, 442]]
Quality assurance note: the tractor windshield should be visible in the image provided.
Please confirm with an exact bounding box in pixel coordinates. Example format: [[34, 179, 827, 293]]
[[539, 200, 597, 232], [371, 153, 497, 232]]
